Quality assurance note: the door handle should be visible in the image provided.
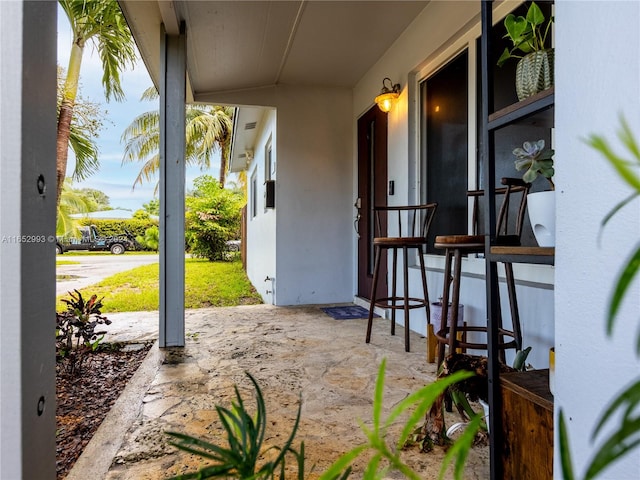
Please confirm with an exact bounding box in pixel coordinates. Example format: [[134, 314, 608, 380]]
[[354, 197, 362, 238]]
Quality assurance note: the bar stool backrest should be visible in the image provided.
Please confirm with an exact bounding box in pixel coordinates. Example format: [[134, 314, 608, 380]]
[[469, 177, 531, 245], [372, 203, 438, 242]]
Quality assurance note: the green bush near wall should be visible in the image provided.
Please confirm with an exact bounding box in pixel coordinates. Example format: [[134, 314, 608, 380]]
[[77, 218, 159, 238]]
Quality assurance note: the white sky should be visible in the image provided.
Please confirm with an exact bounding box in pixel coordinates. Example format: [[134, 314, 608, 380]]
[[57, 4, 221, 212]]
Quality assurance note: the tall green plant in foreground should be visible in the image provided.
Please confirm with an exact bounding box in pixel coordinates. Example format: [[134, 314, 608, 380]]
[[559, 117, 640, 479], [167, 360, 480, 480]]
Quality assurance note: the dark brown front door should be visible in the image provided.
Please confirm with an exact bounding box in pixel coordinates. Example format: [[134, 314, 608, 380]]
[[357, 105, 388, 299]]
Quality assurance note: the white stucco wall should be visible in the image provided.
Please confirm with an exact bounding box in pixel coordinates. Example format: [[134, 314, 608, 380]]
[[555, 2, 640, 478], [245, 109, 277, 303], [211, 85, 354, 306], [274, 86, 354, 305]]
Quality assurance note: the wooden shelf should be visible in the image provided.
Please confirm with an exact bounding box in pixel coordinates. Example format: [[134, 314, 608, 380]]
[[489, 246, 555, 265], [488, 87, 554, 130]]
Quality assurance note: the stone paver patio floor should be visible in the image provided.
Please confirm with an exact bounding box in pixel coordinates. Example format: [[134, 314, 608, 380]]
[[67, 304, 488, 480]]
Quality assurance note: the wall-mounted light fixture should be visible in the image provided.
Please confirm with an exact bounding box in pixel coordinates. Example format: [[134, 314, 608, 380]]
[[374, 77, 401, 112]]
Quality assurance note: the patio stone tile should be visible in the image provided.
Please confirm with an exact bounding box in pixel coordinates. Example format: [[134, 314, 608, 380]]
[[71, 305, 489, 480]]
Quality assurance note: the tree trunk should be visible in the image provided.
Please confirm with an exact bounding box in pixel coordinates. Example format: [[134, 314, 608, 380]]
[[56, 41, 83, 206], [219, 139, 230, 188], [56, 102, 73, 206]]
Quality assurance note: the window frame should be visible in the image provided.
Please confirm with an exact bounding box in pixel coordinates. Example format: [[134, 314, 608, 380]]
[[250, 169, 258, 219]]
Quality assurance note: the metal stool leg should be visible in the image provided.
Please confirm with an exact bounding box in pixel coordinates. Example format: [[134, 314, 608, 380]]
[[447, 248, 463, 356], [418, 246, 430, 322], [504, 262, 522, 350], [437, 248, 454, 367], [403, 245, 410, 352], [391, 247, 398, 336], [366, 245, 382, 344]]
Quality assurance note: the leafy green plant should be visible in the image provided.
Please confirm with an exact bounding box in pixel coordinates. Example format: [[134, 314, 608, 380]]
[[165, 372, 306, 479], [136, 225, 159, 251], [559, 117, 640, 479], [497, 2, 554, 67], [185, 175, 244, 261], [512, 139, 555, 189], [56, 290, 111, 373]]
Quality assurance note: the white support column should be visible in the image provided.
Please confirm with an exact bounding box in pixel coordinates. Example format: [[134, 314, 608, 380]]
[[0, 1, 57, 477], [159, 23, 186, 347]]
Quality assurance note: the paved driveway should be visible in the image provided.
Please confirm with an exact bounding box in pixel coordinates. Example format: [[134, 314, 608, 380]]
[[56, 253, 159, 296]]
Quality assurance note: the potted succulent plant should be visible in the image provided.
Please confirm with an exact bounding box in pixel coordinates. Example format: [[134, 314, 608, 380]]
[[497, 1, 554, 101], [513, 139, 555, 246]]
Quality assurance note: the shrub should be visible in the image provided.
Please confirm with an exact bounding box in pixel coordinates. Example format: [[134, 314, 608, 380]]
[[77, 217, 158, 238], [136, 225, 160, 251], [56, 290, 111, 374], [185, 175, 244, 261]]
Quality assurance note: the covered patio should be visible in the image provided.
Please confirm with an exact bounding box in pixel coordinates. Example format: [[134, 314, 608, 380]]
[[2, 1, 639, 478], [66, 305, 489, 479]]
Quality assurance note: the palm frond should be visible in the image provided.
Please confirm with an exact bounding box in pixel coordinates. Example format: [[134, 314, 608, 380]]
[[68, 126, 99, 181]]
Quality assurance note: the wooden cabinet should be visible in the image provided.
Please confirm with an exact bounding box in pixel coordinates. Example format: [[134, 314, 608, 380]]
[[501, 370, 554, 479]]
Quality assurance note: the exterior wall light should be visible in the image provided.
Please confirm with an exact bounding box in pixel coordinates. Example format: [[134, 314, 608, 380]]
[[375, 77, 401, 112]]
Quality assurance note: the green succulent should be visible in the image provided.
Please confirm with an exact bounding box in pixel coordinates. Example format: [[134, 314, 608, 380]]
[[513, 139, 555, 189]]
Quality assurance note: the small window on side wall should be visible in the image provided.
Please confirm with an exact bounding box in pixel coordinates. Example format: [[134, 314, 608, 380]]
[[265, 139, 275, 180], [264, 138, 275, 209], [250, 172, 258, 218]]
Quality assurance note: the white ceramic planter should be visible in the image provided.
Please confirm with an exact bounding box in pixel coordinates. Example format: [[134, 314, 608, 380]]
[[527, 190, 555, 247]]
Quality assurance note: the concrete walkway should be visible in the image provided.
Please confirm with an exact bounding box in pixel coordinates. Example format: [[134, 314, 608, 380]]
[[67, 305, 488, 480]]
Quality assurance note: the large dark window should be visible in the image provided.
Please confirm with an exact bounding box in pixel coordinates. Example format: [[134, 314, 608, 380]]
[[421, 50, 468, 253]]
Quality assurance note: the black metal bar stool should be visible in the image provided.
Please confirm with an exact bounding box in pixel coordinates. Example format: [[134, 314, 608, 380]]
[[365, 203, 438, 352], [434, 178, 530, 366]]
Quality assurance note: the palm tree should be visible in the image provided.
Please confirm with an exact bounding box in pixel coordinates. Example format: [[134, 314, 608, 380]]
[[57, 0, 137, 205], [57, 66, 102, 182], [121, 87, 234, 190], [57, 179, 92, 236]]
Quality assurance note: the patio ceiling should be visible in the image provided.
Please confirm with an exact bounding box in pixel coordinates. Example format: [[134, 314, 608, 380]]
[[119, 1, 429, 101], [119, 0, 429, 174]]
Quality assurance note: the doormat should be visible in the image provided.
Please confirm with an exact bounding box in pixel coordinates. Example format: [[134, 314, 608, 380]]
[[321, 305, 378, 320]]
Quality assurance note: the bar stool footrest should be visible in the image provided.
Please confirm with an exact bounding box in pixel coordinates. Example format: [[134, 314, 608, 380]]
[[373, 296, 429, 310], [435, 326, 518, 351]]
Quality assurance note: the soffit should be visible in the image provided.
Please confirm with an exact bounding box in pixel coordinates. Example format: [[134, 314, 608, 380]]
[[120, 1, 429, 99]]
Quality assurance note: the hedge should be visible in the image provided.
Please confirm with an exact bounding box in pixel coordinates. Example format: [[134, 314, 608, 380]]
[[77, 218, 159, 238]]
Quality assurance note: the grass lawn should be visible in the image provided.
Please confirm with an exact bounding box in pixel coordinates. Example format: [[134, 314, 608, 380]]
[[56, 258, 262, 312], [56, 260, 80, 266]]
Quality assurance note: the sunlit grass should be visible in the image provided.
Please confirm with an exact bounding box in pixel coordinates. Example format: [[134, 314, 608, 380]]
[[56, 260, 80, 265], [56, 258, 262, 312]]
